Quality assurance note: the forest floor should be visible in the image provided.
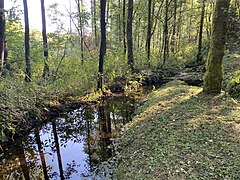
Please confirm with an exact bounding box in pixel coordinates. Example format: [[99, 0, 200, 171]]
[[114, 80, 240, 179]]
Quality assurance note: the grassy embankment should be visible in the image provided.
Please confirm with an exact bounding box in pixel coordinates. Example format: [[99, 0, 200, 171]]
[[115, 79, 240, 179]]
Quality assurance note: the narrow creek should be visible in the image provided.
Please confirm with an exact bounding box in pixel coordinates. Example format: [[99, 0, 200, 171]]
[[0, 95, 140, 179]]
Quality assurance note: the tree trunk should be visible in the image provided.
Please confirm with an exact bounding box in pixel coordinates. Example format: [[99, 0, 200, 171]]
[[163, 0, 169, 66], [123, 0, 127, 55], [170, 0, 177, 53], [203, 0, 230, 94], [76, 0, 84, 64], [23, 0, 31, 82], [0, 0, 5, 74], [118, 0, 121, 43], [196, 0, 206, 64], [97, 0, 106, 90], [93, 0, 98, 47], [146, 0, 152, 66], [176, 0, 183, 52], [41, 0, 50, 78], [127, 0, 134, 72]]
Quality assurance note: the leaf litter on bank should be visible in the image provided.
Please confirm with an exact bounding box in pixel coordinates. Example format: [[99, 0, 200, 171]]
[[115, 80, 240, 180]]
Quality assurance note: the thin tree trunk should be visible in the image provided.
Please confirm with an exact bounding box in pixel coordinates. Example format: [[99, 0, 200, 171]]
[[188, 0, 194, 42], [23, 0, 31, 82], [106, 0, 110, 25], [0, 0, 5, 74], [97, 0, 106, 90], [76, 0, 84, 64], [118, 0, 121, 43], [146, 0, 152, 66], [206, 2, 213, 41], [137, 18, 141, 49], [170, 0, 177, 53], [127, 0, 134, 72], [176, 0, 183, 52], [41, 0, 50, 78], [93, 0, 98, 47], [123, 0, 127, 55], [69, 0, 72, 34], [196, 0, 206, 64], [163, 0, 169, 66]]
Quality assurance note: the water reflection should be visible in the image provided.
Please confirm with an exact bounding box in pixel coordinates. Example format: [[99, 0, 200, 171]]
[[0, 95, 136, 179]]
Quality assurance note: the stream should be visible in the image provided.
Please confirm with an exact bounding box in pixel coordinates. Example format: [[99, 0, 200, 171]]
[[0, 95, 140, 179]]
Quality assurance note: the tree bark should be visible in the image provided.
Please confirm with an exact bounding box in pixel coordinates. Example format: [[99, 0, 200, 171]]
[[203, 0, 230, 94], [97, 0, 106, 90], [118, 0, 121, 43], [123, 0, 127, 55], [163, 0, 169, 66], [41, 0, 50, 78], [0, 0, 5, 74], [196, 0, 206, 64], [170, 0, 177, 53], [92, 0, 98, 47], [127, 0, 134, 72], [146, 0, 152, 66], [23, 0, 31, 82], [76, 0, 84, 64]]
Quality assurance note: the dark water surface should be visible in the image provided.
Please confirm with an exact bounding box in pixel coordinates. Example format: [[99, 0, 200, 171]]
[[0, 95, 138, 179]]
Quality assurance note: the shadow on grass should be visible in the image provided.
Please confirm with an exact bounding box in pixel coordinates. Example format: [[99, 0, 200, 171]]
[[116, 80, 240, 180]]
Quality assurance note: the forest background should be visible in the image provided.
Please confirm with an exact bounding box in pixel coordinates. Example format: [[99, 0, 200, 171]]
[[0, 0, 240, 140]]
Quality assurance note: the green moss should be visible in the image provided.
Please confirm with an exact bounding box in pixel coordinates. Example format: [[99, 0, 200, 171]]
[[115, 80, 240, 179], [203, 0, 230, 95]]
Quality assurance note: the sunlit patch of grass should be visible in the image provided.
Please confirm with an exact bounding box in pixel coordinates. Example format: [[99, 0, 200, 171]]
[[126, 80, 201, 129], [115, 80, 240, 180]]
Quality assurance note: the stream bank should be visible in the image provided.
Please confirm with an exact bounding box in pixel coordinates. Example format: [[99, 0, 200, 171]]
[[114, 80, 240, 179]]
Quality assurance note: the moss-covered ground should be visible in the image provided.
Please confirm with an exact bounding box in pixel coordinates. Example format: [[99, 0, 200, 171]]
[[115, 80, 240, 179]]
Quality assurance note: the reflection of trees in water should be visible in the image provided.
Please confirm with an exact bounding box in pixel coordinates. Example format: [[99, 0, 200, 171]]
[[98, 101, 113, 161], [35, 128, 49, 180], [52, 120, 65, 180], [82, 96, 136, 173], [17, 143, 30, 180], [83, 106, 95, 174], [0, 96, 137, 179], [0, 138, 40, 180]]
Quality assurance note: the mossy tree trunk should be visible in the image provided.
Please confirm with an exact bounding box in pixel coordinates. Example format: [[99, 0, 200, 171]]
[[203, 0, 230, 95]]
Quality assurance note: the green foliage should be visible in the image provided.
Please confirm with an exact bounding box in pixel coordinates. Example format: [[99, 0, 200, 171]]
[[1, 0, 240, 145], [227, 70, 240, 98], [5, 20, 25, 72]]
